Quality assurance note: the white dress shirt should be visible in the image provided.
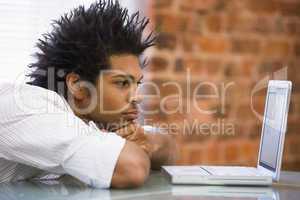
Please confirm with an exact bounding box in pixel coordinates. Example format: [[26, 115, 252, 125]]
[[0, 80, 125, 188]]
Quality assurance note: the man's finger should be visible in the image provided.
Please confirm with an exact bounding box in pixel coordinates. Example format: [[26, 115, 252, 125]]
[[115, 123, 136, 137]]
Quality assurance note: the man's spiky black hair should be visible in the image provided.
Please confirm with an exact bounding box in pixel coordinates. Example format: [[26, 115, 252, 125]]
[[26, 0, 155, 98]]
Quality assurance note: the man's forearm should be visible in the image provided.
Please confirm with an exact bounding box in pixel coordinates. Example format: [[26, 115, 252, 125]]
[[111, 122, 178, 170], [146, 133, 178, 170]]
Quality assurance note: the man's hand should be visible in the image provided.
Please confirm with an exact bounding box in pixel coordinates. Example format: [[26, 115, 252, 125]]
[[114, 122, 154, 157], [114, 122, 178, 170]]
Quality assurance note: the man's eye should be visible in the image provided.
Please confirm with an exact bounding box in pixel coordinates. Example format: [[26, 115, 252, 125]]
[[115, 80, 130, 88], [137, 81, 143, 86]]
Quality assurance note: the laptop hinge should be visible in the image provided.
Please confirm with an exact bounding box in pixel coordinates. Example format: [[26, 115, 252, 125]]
[[257, 166, 273, 176]]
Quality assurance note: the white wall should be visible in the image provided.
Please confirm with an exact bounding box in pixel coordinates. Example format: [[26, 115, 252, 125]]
[[0, 0, 143, 82]]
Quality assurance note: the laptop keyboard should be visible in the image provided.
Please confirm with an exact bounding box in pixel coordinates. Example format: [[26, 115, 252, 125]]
[[163, 166, 269, 177], [201, 166, 267, 176], [166, 166, 211, 175]]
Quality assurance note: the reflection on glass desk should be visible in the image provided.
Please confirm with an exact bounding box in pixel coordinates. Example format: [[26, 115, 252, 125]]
[[0, 171, 300, 200]]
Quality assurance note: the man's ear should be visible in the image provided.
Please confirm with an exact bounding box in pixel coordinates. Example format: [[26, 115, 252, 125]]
[[65, 72, 87, 100]]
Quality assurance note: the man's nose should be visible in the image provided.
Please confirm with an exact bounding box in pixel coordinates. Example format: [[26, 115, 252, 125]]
[[129, 94, 143, 105], [128, 82, 144, 105]]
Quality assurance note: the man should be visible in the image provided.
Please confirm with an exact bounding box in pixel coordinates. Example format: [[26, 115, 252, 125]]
[[0, 0, 177, 188]]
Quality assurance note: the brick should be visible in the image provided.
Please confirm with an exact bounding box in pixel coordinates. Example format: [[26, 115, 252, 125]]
[[174, 58, 184, 72], [223, 61, 240, 77], [138, 79, 162, 97], [145, 79, 182, 97], [258, 60, 288, 75], [254, 16, 285, 34], [176, 144, 191, 163], [237, 104, 256, 122], [292, 81, 300, 94], [154, 13, 188, 33], [263, 40, 291, 57], [148, 56, 169, 71], [234, 122, 251, 138], [189, 148, 205, 164], [182, 34, 195, 52], [240, 140, 259, 162], [200, 58, 222, 75], [226, 14, 284, 35], [245, 0, 279, 14], [251, 95, 265, 117], [279, 2, 300, 17], [183, 58, 206, 74], [186, 81, 218, 100], [180, 0, 221, 12], [282, 142, 291, 163], [197, 36, 229, 54], [156, 32, 176, 49], [182, 57, 222, 76], [287, 118, 300, 135], [225, 0, 247, 12], [205, 14, 223, 33], [224, 142, 240, 161], [188, 14, 204, 34], [213, 103, 232, 119], [295, 41, 300, 56], [288, 96, 297, 118], [285, 18, 300, 36], [225, 13, 255, 33], [193, 83, 221, 99], [206, 59, 222, 75], [240, 58, 257, 76], [160, 97, 184, 114], [204, 141, 222, 163], [248, 122, 262, 138], [231, 37, 261, 54], [288, 135, 300, 157], [282, 161, 300, 171], [287, 61, 299, 82], [153, 0, 174, 9]]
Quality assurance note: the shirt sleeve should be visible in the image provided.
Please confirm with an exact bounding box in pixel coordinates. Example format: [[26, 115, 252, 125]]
[[0, 83, 125, 188]]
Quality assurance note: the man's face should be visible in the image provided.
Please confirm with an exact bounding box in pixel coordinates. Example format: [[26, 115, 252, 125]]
[[87, 54, 143, 129]]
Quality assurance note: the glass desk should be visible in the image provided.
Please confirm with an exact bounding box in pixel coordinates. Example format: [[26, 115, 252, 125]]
[[0, 171, 300, 200]]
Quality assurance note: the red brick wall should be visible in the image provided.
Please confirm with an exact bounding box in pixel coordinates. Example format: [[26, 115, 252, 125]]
[[141, 0, 300, 170]]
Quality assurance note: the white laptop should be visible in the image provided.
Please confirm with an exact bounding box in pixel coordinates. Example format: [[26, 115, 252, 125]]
[[162, 80, 292, 186]]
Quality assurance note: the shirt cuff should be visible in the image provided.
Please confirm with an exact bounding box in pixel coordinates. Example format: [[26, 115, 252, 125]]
[[95, 133, 126, 188], [62, 133, 126, 188]]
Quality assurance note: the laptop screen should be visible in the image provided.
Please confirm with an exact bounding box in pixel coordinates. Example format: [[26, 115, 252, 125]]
[[259, 87, 288, 171]]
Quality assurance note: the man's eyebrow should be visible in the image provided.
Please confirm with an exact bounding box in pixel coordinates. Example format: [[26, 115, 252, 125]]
[[112, 74, 143, 82]]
